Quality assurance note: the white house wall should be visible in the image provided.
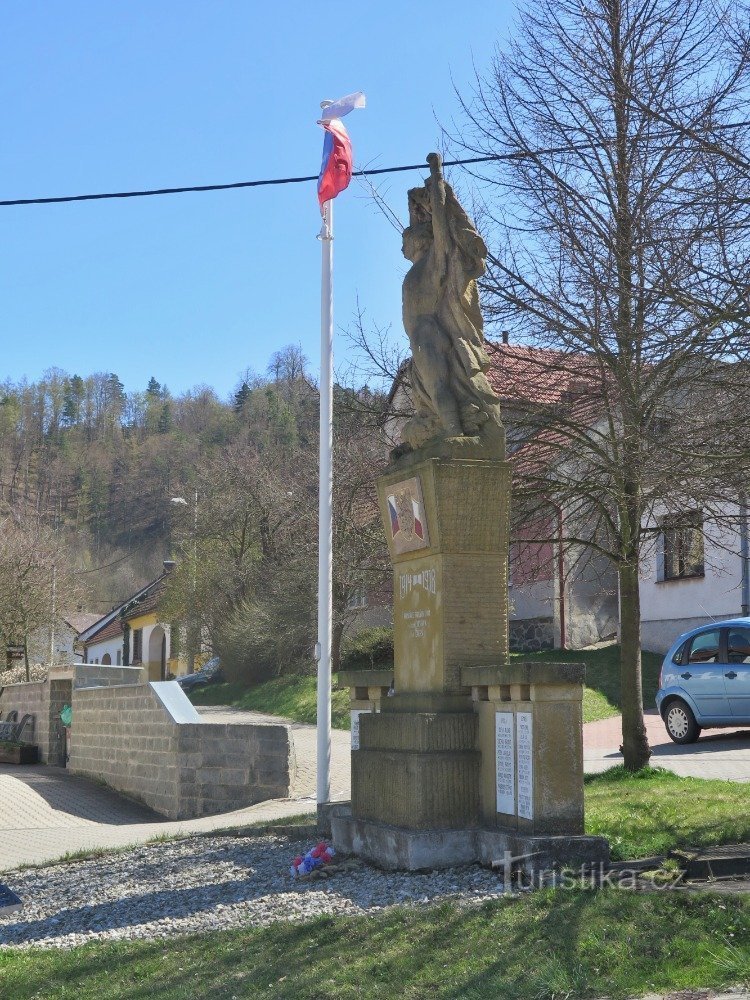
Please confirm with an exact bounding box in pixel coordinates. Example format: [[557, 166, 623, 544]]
[[85, 635, 123, 665], [640, 503, 745, 653]]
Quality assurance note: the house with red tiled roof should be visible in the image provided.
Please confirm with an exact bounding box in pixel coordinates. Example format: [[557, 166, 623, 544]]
[[79, 562, 188, 680], [388, 340, 750, 654]]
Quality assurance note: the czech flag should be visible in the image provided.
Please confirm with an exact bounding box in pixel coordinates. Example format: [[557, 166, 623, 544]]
[[387, 495, 400, 536], [317, 91, 365, 211], [411, 498, 424, 540], [318, 119, 353, 209]]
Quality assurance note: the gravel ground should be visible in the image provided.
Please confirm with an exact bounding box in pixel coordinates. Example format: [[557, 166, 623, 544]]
[[0, 833, 507, 950]]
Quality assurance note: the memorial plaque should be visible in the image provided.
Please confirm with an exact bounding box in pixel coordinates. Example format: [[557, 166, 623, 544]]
[[495, 711, 515, 814], [385, 476, 430, 555], [393, 553, 442, 690], [350, 709, 368, 751], [516, 712, 534, 820]]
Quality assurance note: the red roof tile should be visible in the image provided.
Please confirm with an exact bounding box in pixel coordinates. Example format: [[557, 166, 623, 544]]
[[86, 616, 123, 645]]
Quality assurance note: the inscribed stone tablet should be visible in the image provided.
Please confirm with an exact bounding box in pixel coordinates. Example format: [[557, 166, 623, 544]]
[[516, 712, 534, 820], [495, 711, 515, 814], [350, 710, 368, 751]]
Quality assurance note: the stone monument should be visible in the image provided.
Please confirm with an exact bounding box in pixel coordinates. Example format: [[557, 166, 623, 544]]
[[332, 154, 608, 874]]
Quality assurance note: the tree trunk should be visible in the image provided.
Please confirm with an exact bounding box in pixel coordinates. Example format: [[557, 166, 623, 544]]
[[618, 560, 651, 770], [23, 638, 30, 683]]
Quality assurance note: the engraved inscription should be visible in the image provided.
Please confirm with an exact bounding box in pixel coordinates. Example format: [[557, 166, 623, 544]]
[[495, 711, 515, 814], [399, 568, 436, 599], [516, 712, 534, 820], [350, 710, 368, 751], [402, 607, 432, 639]]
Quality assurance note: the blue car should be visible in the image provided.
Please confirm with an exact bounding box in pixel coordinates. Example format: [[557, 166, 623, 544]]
[[656, 618, 750, 743]]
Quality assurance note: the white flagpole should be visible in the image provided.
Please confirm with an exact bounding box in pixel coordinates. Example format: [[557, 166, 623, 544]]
[[316, 190, 334, 809]]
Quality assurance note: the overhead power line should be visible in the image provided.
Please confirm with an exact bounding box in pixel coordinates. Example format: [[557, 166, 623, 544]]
[[2, 119, 748, 209], [0, 156, 501, 208]]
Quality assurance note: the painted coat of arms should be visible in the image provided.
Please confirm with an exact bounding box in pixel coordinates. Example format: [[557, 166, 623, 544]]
[[385, 476, 430, 554]]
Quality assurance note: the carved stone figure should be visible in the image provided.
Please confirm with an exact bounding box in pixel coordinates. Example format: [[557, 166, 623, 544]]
[[399, 153, 504, 455]]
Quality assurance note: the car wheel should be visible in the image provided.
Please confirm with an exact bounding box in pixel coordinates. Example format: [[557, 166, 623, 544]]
[[664, 699, 701, 744]]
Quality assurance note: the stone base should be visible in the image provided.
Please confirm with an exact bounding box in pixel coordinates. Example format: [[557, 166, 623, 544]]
[[331, 805, 609, 873], [352, 710, 480, 829]]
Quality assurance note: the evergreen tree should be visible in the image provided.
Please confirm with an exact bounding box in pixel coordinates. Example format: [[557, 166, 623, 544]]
[[62, 375, 85, 427], [107, 373, 126, 407], [146, 377, 161, 397], [233, 382, 250, 413], [158, 402, 173, 433]]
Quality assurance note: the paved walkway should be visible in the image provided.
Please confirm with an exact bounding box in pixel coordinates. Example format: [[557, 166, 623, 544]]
[[583, 709, 750, 781], [0, 709, 351, 873], [1, 705, 748, 872]]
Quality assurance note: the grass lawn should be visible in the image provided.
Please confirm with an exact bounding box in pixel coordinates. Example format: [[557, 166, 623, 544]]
[[191, 643, 660, 726], [0, 891, 747, 999], [513, 643, 663, 723], [190, 674, 352, 730], [584, 765, 750, 860]]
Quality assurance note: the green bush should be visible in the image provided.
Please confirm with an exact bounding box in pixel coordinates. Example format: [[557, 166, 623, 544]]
[[216, 576, 316, 685], [340, 626, 394, 671]]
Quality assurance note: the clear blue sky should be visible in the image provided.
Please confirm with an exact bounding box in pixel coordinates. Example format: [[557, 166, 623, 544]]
[[1, 1, 512, 399]]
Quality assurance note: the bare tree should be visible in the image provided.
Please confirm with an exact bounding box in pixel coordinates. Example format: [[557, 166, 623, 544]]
[[162, 381, 390, 681], [0, 513, 84, 679], [451, 0, 750, 769]]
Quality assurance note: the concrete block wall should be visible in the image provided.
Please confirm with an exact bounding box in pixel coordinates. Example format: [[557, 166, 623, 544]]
[[69, 682, 291, 819], [73, 664, 144, 689], [0, 678, 71, 764], [175, 722, 290, 818], [69, 684, 183, 816]]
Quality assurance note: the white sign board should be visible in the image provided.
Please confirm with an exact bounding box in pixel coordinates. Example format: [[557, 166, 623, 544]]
[[516, 712, 534, 820], [350, 710, 367, 751], [495, 711, 515, 814]]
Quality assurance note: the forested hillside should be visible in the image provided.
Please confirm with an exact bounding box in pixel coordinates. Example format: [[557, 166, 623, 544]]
[[0, 345, 389, 675]]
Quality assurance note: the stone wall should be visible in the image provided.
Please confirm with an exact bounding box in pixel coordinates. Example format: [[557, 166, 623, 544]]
[[68, 681, 291, 819], [0, 676, 72, 765], [73, 664, 144, 689], [509, 616, 555, 652]]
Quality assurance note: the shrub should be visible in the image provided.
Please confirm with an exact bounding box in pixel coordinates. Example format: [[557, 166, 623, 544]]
[[340, 626, 393, 671], [216, 575, 316, 686]]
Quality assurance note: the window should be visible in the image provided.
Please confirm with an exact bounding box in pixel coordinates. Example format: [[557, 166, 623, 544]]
[[687, 629, 720, 664], [661, 511, 704, 580], [346, 583, 367, 610], [671, 639, 689, 665], [727, 627, 750, 664], [116, 649, 122, 666], [132, 628, 143, 663]]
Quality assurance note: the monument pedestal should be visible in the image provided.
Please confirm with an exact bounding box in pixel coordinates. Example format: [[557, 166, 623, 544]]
[[343, 456, 507, 834], [334, 661, 608, 873], [331, 809, 608, 874], [335, 452, 608, 870], [334, 453, 608, 872]]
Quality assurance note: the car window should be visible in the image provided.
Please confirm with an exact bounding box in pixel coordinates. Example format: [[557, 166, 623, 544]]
[[671, 640, 689, 666], [726, 627, 750, 664], [687, 629, 721, 663]]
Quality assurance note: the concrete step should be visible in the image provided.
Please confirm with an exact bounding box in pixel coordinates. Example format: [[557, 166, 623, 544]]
[[672, 843, 750, 879]]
